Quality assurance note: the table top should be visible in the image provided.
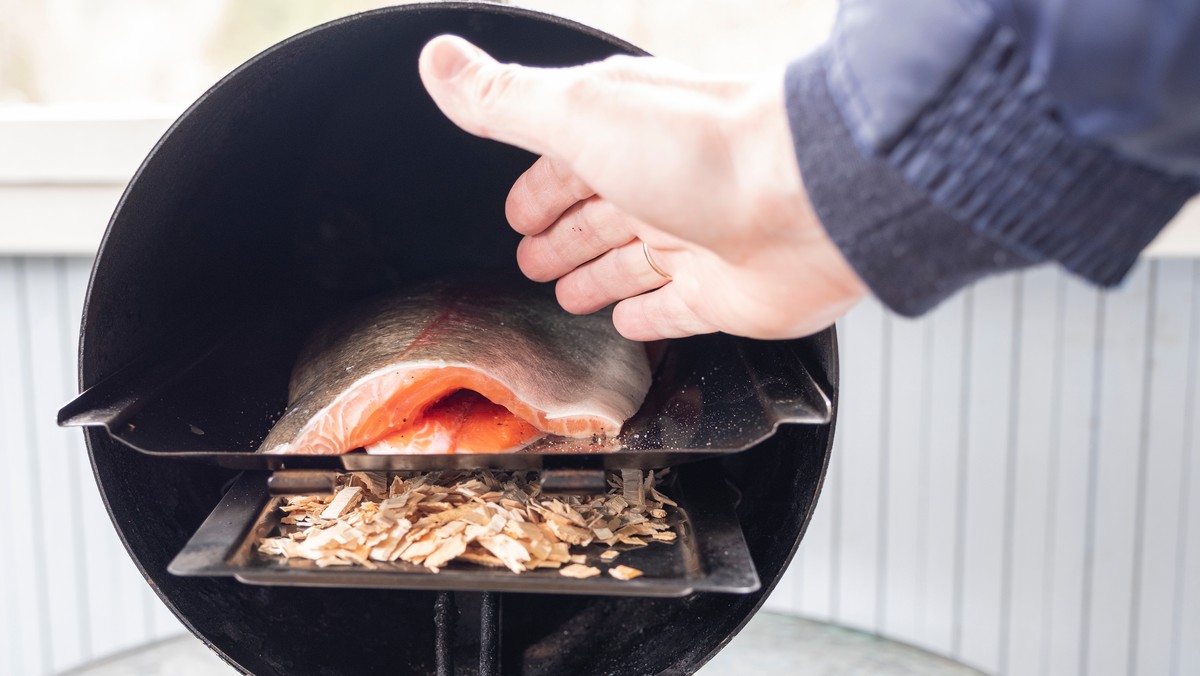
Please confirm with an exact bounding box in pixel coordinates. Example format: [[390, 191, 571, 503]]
[[60, 612, 982, 676]]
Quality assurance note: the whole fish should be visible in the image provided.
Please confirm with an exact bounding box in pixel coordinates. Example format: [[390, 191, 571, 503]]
[[261, 277, 651, 455]]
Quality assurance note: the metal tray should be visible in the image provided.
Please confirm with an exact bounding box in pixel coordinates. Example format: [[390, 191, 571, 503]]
[[169, 464, 760, 597], [59, 308, 831, 471]]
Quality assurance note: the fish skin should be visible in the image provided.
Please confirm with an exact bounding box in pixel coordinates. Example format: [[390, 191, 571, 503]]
[[261, 276, 651, 455]]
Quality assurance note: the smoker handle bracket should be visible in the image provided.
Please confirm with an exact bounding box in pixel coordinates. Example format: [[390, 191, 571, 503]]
[[539, 468, 606, 495], [267, 470, 339, 495]]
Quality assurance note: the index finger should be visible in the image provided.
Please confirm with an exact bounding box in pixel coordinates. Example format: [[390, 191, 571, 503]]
[[505, 156, 595, 236]]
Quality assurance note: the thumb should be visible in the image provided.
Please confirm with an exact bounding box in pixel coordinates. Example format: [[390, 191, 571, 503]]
[[419, 35, 577, 158]]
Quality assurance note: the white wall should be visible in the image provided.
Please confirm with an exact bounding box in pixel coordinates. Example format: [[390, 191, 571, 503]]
[[0, 257, 181, 676], [765, 261, 1200, 676]]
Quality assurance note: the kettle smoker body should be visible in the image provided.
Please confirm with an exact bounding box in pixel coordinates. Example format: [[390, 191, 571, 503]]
[[72, 4, 838, 674]]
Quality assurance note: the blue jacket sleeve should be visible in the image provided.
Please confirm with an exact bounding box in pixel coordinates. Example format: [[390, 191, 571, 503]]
[[788, 0, 1200, 315]]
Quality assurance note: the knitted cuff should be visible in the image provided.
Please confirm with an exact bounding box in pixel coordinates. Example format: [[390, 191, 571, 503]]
[[785, 51, 1037, 316], [880, 27, 1200, 285]]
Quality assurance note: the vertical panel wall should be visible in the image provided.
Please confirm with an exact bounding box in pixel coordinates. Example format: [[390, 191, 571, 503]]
[[768, 260, 1200, 676], [1, 256, 1198, 675], [0, 257, 180, 676]]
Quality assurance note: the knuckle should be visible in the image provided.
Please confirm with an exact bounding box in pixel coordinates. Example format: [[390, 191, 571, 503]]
[[595, 54, 640, 76], [555, 276, 593, 314], [515, 239, 555, 282], [617, 244, 650, 281], [562, 71, 603, 109], [506, 191, 542, 235], [613, 299, 657, 341], [557, 200, 599, 250], [504, 194, 530, 232], [543, 158, 590, 202], [614, 248, 639, 279], [474, 65, 518, 115], [610, 300, 637, 328], [583, 200, 625, 247], [567, 200, 596, 238], [544, 156, 574, 186]]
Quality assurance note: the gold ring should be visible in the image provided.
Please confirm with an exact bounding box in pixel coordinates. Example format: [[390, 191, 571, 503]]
[[642, 241, 671, 280]]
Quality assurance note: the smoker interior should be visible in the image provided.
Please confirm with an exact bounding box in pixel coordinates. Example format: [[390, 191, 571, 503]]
[[76, 4, 838, 674]]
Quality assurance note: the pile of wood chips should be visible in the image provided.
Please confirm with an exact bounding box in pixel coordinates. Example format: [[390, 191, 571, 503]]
[[257, 468, 677, 580]]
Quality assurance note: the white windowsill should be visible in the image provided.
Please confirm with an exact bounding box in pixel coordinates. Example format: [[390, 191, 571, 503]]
[[2, 114, 1199, 258]]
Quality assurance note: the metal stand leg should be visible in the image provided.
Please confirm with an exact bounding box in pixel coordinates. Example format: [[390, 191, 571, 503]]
[[435, 591, 455, 676], [433, 591, 502, 676], [477, 592, 501, 676]]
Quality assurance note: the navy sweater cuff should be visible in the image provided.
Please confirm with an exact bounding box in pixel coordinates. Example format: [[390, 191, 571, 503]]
[[784, 51, 1036, 317], [880, 28, 1200, 286]]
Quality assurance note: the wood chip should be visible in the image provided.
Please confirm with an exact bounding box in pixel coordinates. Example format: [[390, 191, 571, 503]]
[[608, 565, 643, 581], [319, 486, 363, 519], [477, 534, 531, 573], [423, 534, 467, 572], [546, 518, 594, 546], [621, 469, 644, 508], [259, 470, 678, 577], [547, 542, 572, 563], [604, 496, 628, 514], [350, 472, 388, 499], [458, 550, 505, 568], [559, 564, 601, 579]]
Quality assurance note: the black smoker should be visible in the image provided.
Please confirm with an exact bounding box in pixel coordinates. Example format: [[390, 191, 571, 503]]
[[58, 4, 838, 675]]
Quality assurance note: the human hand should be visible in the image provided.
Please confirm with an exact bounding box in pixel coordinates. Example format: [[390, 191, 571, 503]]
[[418, 35, 866, 340]]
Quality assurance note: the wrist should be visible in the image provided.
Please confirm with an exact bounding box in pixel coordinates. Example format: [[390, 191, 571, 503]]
[[726, 76, 868, 296], [726, 78, 826, 239]]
